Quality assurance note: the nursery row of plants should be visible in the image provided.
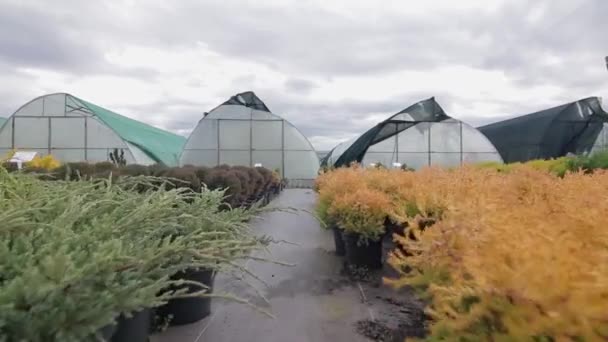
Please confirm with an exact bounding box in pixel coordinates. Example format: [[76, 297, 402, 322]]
[[0, 168, 278, 342], [315, 153, 608, 340], [475, 149, 608, 176], [3, 156, 285, 208]]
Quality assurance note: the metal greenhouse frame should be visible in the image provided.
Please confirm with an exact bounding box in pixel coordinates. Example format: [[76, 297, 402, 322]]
[[0, 93, 186, 166], [322, 97, 503, 169], [180, 91, 320, 187]]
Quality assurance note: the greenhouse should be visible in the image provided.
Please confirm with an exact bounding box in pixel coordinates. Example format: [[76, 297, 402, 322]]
[[321, 97, 503, 169], [180, 91, 320, 187], [479, 96, 608, 163], [0, 93, 186, 166]]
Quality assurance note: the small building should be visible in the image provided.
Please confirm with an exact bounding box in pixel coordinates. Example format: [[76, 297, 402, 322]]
[[0, 93, 186, 166], [180, 91, 320, 187], [322, 97, 503, 169]]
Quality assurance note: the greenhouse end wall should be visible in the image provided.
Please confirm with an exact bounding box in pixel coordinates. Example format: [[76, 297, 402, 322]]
[[323, 98, 504, 169], [360, 120, 503, 169], [0, 93, 176, 165], [180, 93, 320, 187]]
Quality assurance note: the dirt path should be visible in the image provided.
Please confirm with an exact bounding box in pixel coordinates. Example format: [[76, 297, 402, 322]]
[[153, 189, 425, 342]]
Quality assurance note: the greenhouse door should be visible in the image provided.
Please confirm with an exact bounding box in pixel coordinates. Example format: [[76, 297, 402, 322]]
[[251, 120, 284, 176], [217, 119, 285, 175], [218, 119, 251, 167]]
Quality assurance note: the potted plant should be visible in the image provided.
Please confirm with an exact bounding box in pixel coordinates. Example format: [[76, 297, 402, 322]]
[[328, 187, 391, 269], [271, 169, 282, 195], [110, 309, 153, 342], [0, 170, 270, 341], [155, 269, 215, 326], [315, 195, 345, 256], [151, 184, 264, 326]]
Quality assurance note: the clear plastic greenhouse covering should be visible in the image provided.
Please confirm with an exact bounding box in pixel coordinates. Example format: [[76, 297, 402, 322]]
[[180, 91, 320, 187], [479, 97, 608, 163], [0, 93, 186, 166], [321, 97, 503, 169]]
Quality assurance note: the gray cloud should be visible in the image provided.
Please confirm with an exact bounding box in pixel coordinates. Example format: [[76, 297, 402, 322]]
[[0, 0, 606, 151], [0, 1, 159, 80], [284, 78, 317, 95], [0, 4, 101, 71], [261, 90, 457, 140]]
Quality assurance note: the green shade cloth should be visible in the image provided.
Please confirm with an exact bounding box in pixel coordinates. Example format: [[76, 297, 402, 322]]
[[479, 97, 608, 163], [73, 96, 186, 166], [322, 97, 449, 167]]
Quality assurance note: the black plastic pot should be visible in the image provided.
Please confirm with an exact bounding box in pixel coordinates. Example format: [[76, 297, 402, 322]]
[[263, 192, 270, 206], [384, 221, 406, 240], [332, 226, 346, 256], [157, 268, 215, 326], [98, 323, 117, 341], [343, 233, 383, 269], [111, 308, 152, 342]]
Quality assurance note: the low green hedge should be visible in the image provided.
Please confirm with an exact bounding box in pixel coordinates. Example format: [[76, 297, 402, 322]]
[[22, 163, 283, 208], [475, 149, 608, 176]]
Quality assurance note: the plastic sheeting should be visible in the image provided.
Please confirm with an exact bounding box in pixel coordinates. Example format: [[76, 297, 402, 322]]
[[322, 97, 502, 169], [0, 93, 185, 165], [181, 91, 320, 184]]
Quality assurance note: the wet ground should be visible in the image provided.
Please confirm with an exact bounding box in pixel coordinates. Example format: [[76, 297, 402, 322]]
[[152, 189, 426, 342]]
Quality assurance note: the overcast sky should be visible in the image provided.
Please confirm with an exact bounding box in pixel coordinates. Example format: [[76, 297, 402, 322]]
[[0, 0, 606, 150]]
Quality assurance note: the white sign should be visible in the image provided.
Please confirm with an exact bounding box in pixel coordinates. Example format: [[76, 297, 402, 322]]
[[12, 151, 38, 162], [8, 151, 38, 170], [254, 163, 263, 167], [392, 162, 402, 168]]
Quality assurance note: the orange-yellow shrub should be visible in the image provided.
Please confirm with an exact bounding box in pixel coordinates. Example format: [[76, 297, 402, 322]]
[[327, 186, 391, 241], [26, 154, 61, 170], [317, 164, 608, 340], [2, 150, 61, 171], [386, 166, 608, 340]]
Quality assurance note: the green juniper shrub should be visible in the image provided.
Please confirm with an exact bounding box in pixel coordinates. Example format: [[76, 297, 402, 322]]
[[21, 166, 51, 176], [205, 168, 244, 208], [248, 167, 265, 199], [231, 168, 253, 201], [118, 164, 150, 177], [1, 161, 19, 172], [147, 163, 169, 177], [0, 169, 275, 341], [92, 161, 118, 179], [255, 167, 273, 193], [190, 166, 211, 186], [568, 149, 608, 173], [160, 167, 202, 193], [54, 162, 94, 180], [232, 166, 254, 198]]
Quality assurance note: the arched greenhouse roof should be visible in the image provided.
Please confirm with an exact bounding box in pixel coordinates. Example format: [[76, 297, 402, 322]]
[[77, 97, 186, 166], [322, 97, 502, 169], [181, 91, 320, 186], [0, 93, 186, 166], [479, 97, 608, 163]]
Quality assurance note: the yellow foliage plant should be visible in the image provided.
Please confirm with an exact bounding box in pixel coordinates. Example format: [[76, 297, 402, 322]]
[[385, 166, 608, 341], [1, 150, 61, 171], [314, 165, 365, 228], [327, 186, 392, 243], [26, 154, 61, 171]]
